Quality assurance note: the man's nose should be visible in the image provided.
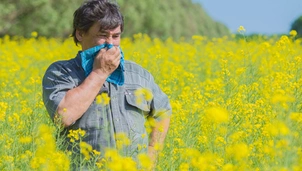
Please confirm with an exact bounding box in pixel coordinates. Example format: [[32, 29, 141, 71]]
[[105, 36, 113, 44]]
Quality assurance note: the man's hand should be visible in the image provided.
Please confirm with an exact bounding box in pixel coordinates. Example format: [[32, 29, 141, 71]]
[[93, 46, 121, 78], [148, 145, 157, 171]]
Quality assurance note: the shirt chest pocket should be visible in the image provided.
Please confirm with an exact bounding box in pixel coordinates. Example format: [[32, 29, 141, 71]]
[[124, 88, 151, 134]]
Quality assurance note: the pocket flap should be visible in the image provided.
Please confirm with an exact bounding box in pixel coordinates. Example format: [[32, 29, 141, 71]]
[[125, 89, 150, 112]]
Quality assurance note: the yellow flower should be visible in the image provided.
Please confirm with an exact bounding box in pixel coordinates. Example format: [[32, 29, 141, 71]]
[[154, 143, 163, 151], [67, 128, 86, 142], [105, 149, 119, 160], [197, 135, 208, 145], [290, 112, 302, 122], [134, 87, 153, 105], [96, 93, 110, 105], [271, 94, 295, 104], [237, 25, 246, 32], [78, 129, 86, 137], [30, 124, 70, 171], [0, 102, 8, 121], [19, 136, 32, 144], [192, 35, 205, 41], [276, 139, 289, 148], [138, 153, 152, 169], [105, 149, 138, 171], [147, 116, 156, 128], [215, 136, 226, 146], [96, 158, 106, 169], [133, 33, 143, 40], [30, 158, 41, 169], [205, 107, 229, 124], [3, 155, 14, 163], [122, 157, 138, 171], [226, 143, 249, 160], [289, 30, 297, 37], [222, 163, 235, 171], [80, 141, 93, 160], [92, 149, 101, 156], [115, 132, 131, 150], [266, 121, 290, 136], [182, 148, 201, 158], [31, 31, 38, 38], [179, 163, 190, 171]]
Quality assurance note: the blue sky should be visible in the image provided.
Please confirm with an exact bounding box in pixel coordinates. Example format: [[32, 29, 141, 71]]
[[194, 0, 302, 35]]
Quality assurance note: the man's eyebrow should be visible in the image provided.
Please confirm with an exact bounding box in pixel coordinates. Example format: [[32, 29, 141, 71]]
[[98, 30, 107, 34], [98, 29, 121, 34]]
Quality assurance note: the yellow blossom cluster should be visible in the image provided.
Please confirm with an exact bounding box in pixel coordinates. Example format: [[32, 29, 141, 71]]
[[96, 93, 111, 105], [67, 128, 86, 143], [30, 124, 70, 170]]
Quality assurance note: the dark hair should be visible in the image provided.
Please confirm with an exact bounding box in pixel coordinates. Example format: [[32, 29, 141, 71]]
[[71, 0, 124, 45]]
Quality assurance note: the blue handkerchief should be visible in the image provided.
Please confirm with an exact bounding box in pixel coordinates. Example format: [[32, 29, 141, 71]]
[[80, 44, 125, 86]]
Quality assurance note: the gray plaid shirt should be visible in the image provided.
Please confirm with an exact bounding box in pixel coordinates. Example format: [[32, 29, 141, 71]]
[[42, 53, 172, 158]]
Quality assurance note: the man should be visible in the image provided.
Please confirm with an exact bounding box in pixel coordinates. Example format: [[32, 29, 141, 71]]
[[42, 0, 171, 166]]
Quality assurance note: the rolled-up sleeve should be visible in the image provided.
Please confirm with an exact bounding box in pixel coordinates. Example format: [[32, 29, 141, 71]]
[[42, 62, 76, 120], [149, 75, 172, 121]]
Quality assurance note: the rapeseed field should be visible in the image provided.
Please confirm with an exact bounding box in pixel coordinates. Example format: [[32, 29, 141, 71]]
[[1, 30, 302, 171]]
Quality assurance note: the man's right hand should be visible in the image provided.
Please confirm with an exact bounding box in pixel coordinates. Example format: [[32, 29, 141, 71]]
[[92, 46, 121, 78]]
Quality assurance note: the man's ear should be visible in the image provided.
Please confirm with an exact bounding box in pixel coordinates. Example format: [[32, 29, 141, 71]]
[[76, 30, 84, 42]]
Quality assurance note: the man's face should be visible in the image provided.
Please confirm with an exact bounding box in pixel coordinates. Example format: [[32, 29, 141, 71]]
[[78, 22, 121, 51]]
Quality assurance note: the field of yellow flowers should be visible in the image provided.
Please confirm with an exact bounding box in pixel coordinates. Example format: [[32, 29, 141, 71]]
[[1, 30, 302, 171]]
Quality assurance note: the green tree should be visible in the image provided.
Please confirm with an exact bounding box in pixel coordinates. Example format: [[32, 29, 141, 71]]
[[291, 16, 302, 38]]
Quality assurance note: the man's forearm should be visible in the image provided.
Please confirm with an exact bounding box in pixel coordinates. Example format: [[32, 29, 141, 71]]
[[149, 117, 170, 147], [57, 71, 107, 127], [148, 117, 170, 160]]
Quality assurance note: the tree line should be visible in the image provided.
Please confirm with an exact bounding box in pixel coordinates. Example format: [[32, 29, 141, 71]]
[[0, 0, 230, 39], [2, 0, 301, 40]]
